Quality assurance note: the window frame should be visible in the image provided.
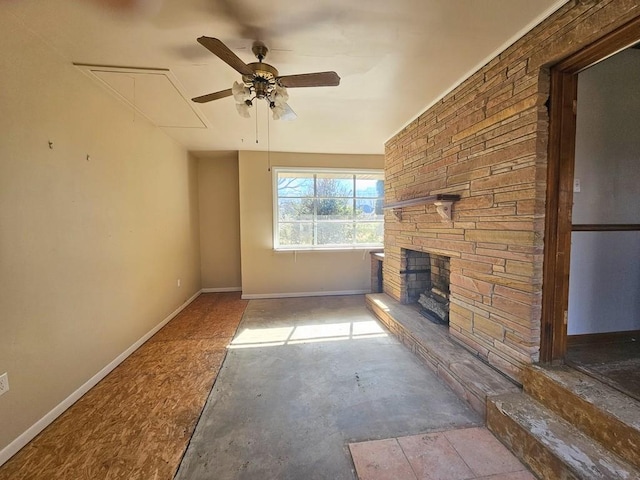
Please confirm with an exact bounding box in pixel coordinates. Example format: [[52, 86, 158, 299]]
[[272, 167, 385, 251]]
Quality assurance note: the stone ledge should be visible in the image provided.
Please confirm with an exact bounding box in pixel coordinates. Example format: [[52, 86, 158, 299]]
[[366, 293, 520, 418]]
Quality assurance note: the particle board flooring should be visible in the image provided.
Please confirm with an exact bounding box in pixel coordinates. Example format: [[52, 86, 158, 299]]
[[0, 292, 248, 480]]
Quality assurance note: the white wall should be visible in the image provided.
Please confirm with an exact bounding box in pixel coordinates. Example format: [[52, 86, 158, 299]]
[[0, 13, 201, 456], [573, 49, 640, 224], [569, 232, 640, 334], [568, 48, 640, 334], [238, 151, 384, 298]]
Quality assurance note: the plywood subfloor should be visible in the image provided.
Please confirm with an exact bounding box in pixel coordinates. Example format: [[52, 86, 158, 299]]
[[0, 292, 248, 480], [567, 340, 640, 402]]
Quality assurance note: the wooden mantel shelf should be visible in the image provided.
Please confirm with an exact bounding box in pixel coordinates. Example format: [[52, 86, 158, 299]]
[[383, 194, 461, 221]]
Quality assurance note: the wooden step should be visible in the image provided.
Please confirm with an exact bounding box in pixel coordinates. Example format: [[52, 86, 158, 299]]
[[523, 364, 640, 470], [487, 392, 640, 480]]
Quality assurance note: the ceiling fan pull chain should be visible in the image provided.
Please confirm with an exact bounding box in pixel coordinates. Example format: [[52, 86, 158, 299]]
[[132, 76, 136, 123], [255, 100, 259, 144]]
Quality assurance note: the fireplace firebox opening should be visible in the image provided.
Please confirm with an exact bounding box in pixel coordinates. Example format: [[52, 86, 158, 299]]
[[400, 248, 450, 326]]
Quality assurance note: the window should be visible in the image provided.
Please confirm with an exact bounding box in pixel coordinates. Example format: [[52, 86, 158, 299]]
[[273, 168, 384, 250]]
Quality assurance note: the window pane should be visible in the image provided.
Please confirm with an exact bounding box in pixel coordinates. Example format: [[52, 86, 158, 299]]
[[355, 177, 384, 198], [316, 174, 353, 197], [279, 198, 313, 221], [355, 222, 384, 244], [316, 198, 353, 220], [277, 173, 314, 197], [317, 222, 354, 245], [274, 169, 384, 249], [278, 223, 313, 246], [356, 199, 384, 220]]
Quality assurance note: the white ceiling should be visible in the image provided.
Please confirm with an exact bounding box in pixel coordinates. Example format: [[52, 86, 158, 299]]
[[6, 0, 566, 154]]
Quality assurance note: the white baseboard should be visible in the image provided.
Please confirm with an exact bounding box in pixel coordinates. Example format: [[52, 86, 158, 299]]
[[241, 289, 370, 300], [201, 287, 242, 293], [0, 290, 202, 468]]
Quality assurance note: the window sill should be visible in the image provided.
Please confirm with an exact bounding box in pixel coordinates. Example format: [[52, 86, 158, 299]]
[[274, 246, 383, 253]]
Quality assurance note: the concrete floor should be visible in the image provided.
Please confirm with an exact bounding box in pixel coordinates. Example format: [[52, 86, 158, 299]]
[[175, 295, 482, 480]]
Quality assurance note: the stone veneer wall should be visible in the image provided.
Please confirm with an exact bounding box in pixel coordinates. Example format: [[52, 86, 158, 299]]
[[383, 0, 640, 382]]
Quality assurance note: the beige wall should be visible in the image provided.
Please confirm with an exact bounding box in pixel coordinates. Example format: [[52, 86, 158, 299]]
[[0, 17, 201, 453], [198, 152, 242, 290], [238, 151, 384, 298]]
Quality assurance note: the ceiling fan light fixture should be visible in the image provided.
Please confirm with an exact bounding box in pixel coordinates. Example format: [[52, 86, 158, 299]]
[[270, 103, 286, 120], [236, 102, 251, 118], [232, 80, 251, 102], [270, 84, 289, 106]]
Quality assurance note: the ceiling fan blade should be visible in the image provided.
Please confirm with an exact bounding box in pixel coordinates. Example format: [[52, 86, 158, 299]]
[[192, 88, 233, 103], [277, 71, 340, 88], [197, 36, 254, 76]]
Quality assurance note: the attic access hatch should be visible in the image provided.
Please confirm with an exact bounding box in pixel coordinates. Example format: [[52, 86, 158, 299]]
[[74, 64, 209, 129]]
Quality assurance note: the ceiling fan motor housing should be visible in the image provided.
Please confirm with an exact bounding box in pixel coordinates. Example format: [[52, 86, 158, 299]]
[[243, 62, 279, 99]]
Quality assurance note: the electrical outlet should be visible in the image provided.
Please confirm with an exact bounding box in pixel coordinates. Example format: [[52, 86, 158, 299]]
[[573, 178, 581, 193], [0, 372, 9, 397]]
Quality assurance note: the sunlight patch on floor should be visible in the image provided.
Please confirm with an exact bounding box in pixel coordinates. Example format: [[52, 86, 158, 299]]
[[228, 321, 387, 349]]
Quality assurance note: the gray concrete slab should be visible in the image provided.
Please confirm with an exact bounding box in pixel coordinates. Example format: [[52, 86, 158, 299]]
[[175, 295, 481, 480]]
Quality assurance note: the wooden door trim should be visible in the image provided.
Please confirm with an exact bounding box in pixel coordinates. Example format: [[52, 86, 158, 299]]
[[541, 70, 577, 363], [540, 16, 640, 363]]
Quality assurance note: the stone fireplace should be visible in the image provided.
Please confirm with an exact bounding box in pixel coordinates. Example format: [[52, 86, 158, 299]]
[[362, 0, 633, 407], [366, 0, 632, 386], [400, 249, 450, 325]]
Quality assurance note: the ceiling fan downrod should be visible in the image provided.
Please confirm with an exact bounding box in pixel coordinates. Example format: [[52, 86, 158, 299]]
[[252, 41, 268, 62]]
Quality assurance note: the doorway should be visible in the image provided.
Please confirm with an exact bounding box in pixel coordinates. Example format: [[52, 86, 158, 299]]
[[541, 17, 640, 399]]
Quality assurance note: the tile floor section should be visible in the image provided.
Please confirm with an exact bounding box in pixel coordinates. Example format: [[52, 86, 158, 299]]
[[349, 427, 536, 480]]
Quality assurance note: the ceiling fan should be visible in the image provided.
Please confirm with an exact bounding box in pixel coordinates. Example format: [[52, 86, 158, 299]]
[[191, 37, 340, 120]]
